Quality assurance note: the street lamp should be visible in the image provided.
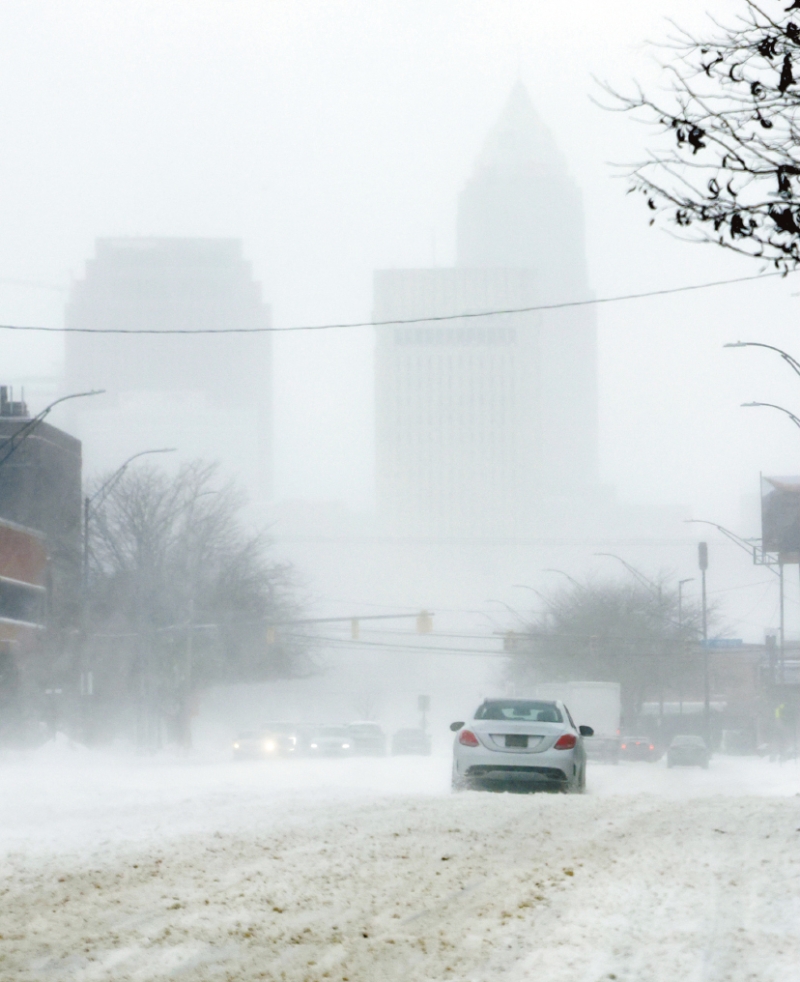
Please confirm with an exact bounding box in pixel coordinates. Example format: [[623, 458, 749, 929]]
[[83, 448, 177, 590], [594, 553, 662, 599], [540, 569, 582, 588], [0, 389, 104, 469], [676, 578, 694, 717], [485, 598, 524, 621], [80, 447, 176, 747], [724, 341, 800, 380], [741, 401, 800, 431], [512, 583, 549, 600], [179, 487, 221, 750], [684, 518, 777, 573]]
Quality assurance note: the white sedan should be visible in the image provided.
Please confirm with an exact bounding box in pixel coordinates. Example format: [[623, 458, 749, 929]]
[[450, 698, 592, 793]]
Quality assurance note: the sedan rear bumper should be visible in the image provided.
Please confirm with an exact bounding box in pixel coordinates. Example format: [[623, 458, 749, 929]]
[[466, 764, 567, 784]]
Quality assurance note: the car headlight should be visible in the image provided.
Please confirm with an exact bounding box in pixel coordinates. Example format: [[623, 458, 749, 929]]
[[263, 739, 277, 753], [289, 736, 297, 745], [310, 743, 318, 749], [342, 743, 350, 749], [233, 742, 240, 749]]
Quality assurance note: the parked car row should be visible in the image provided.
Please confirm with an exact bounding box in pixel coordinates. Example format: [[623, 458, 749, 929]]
[[232, 721, 432, 759]]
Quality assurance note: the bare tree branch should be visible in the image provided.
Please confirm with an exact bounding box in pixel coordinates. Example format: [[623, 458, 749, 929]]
[[607, 1, 800, 268], [508, 575, 713, 724], [84, 461, 313, 741]]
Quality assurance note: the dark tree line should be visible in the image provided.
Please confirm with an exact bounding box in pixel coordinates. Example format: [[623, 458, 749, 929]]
[[608, 1, 800, 269]]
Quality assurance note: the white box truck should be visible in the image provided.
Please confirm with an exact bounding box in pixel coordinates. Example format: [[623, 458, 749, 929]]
[[532, 681, 621, 763]]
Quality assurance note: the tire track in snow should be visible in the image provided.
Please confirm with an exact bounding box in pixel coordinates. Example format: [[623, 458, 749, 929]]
[[1, 792, 798, 981]]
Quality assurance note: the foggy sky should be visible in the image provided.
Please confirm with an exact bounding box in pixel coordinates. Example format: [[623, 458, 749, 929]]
[[1, 0, 799, 531]]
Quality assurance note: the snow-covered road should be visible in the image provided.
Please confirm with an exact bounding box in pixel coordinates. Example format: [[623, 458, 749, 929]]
[[1, 746, 799, 981]]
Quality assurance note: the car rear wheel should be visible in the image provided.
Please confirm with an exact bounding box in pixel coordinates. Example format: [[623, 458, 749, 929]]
[[451, 763, 469, 792]]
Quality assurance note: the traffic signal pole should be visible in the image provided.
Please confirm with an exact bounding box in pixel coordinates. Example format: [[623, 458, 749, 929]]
[[699, 542, 710, 743]]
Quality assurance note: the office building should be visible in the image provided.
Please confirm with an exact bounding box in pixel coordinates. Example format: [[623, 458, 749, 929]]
[[375, 84, 597, 537], [64, 238, 272, 498]]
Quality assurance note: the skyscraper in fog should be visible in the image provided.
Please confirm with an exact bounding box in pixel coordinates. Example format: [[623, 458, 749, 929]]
[[64, 238, 271, 498], [375, 84, 597, 537]]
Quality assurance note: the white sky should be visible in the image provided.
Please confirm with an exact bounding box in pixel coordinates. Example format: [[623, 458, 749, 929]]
[[0, 0, 798, 532]]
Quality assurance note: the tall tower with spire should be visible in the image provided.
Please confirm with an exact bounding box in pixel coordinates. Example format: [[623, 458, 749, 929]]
[[374, 85, 597, 538], [457, 82, 588, 297]]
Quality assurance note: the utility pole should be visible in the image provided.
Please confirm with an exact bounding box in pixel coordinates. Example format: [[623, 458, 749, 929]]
[[677, 578, 694, 717], [779, 562, 786, 686], [82, 447, 176, 749], [699, 542, 709, 743], [183, 596, 195, 751]]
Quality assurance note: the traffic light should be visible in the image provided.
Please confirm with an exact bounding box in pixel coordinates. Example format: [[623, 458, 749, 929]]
[[351, 618, 360, 640], [416, 610, 433, 634]]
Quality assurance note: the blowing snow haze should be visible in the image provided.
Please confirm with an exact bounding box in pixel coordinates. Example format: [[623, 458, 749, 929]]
[[1, 2, 800, 980]]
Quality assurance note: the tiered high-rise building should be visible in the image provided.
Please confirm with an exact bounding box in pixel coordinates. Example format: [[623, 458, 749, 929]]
[[375, 84, 597, 537]]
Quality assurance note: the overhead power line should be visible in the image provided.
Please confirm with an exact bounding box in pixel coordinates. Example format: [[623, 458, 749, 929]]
[[0, 269, 790, 335]]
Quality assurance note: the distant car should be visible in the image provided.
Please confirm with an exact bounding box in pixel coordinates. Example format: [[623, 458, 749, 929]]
[[347, 721, 387, 756], [667, 734, 709, 769], [391, 728, 432, 756], [451, 698, 592, 793], [232, 722, 299, 759], [307, 726, 353, 756], [619, 735, 658, 762]]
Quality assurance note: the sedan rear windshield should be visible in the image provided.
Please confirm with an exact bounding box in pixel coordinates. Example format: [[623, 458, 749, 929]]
[[475, 701, 563, 723]]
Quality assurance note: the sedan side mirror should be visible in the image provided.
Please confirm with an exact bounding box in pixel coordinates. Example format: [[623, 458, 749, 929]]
[[449, 721, 465, 732], [579, 725, 594, 737]]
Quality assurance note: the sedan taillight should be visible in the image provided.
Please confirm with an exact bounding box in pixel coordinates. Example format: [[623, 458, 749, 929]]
[[554, 733, 577, 750], [458, 729, 480, 747]]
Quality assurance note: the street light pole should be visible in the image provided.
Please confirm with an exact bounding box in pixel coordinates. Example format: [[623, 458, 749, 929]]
[[80, 447, 176, 745], [780, 562, 786, 686], [741, 401, 800, 432], [0, 389, 104, 470], [698, 542, 710, 743], [677, 578, 694, 716], [724, 341, 800, 380], [741, 402, 799, 678], [540, 569, 582, 588], [83, 447, 177, 591], [594, 553, 662, 599]]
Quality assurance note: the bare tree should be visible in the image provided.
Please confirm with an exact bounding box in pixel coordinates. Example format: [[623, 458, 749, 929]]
[[508, 576, 707, 726], [85, 461, 311, 745], [607, 2, 800, 269]]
